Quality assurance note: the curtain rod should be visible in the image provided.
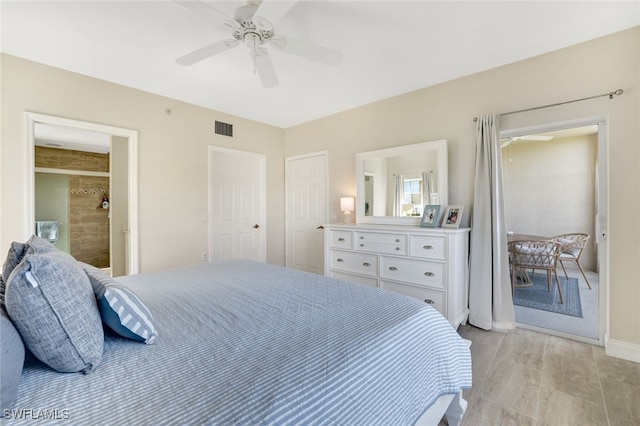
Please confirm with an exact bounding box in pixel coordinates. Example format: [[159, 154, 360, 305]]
[[472, 89, 624, 122], [393, 170, 434, 176]]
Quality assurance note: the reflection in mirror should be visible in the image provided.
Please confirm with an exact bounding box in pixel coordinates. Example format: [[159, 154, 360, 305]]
[[356, 140, 448, 225], [364, 173, 374, 216], [364, 152, 439, 216]]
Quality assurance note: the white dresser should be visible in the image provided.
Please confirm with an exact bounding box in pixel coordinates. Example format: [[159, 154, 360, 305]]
[[324, 224, 470, 328]]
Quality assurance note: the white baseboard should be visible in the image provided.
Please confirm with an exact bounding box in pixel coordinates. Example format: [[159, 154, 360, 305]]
[[605, 334, 640, 363]]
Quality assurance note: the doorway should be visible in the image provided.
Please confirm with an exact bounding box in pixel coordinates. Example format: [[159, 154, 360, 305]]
[[208, 146, 266, 262], [285, 151, 328, 274], [26, 113, 139, 275], [501, 119, 607, 345]]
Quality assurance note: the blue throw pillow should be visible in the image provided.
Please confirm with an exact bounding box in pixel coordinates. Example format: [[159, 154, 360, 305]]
[[2, 242, 26, 284], [5, 250, 103, 373], [81, 263, 158, 344], [0, 304, 24, 411], [2, 236, 57, 304]]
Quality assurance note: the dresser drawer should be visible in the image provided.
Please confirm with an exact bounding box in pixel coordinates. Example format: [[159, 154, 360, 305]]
[[329, 250, 378, 277], [410, 236, 446, 260], [381, 281, 445, 316], [329, 230, 353, 249], [379, 256, 444, 289], [355, 232, 407, 255], [329, 271, 379, 288]]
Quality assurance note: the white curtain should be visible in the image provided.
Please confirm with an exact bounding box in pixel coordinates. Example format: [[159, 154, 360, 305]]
[[393, 174, 403, 216], [421, 171, 432, 207], [468, 114, 515, 330]]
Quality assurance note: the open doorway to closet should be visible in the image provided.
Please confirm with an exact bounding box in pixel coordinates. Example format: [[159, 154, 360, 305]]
[[501, 122, 606, 344]]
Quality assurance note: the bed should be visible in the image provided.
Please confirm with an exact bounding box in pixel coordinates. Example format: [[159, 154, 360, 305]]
[[3, 243, 471, 425]]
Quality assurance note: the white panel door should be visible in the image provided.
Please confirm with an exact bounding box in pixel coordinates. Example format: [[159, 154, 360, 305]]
[[209, 146, 266, 262], [285, 151, 327, 274]]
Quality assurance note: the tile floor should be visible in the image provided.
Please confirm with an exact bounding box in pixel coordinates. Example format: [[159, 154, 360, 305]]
[[448, 325, 640, 426]]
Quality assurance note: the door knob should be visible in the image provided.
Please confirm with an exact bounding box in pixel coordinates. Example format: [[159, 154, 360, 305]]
[[253, 224, 260, 229]]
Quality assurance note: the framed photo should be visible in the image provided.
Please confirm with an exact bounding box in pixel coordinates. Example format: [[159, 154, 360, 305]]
[[442, 205, 464, 228], [420, 205, 441, 228]]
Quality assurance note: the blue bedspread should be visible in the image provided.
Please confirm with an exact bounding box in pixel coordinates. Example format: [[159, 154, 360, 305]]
[[11, 260, 471, 425]]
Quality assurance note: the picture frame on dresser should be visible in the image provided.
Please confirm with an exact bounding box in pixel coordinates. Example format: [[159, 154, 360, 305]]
[[420, 205, 441, 228], [442, 205, 464, 228]]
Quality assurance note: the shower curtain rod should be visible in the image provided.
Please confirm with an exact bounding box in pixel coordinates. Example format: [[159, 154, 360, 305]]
[[472, 88, 624, 122]]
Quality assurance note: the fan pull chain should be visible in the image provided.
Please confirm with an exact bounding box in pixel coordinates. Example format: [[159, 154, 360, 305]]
[[252, 37, 257, 75]]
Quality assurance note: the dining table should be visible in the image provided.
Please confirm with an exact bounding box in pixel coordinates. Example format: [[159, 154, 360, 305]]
[[507, 233, 551, 243]]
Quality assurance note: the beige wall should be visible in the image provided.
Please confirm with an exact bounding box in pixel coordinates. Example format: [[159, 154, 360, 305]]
[[285, 28, 640, 348], [1, 54, 286, 271]]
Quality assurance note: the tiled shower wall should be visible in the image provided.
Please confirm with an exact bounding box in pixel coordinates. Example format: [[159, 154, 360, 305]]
[[69, 175, 110, 267], [35, 146, 110, 268]]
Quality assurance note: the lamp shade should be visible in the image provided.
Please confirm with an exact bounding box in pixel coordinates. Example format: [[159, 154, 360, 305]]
[[340, 197, 355, 212]]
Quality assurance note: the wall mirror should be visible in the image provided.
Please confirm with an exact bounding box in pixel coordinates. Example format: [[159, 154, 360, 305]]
[[356, 139, 448, 225]]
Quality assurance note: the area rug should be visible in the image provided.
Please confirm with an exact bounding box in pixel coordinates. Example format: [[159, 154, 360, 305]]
[[513, 273, 583, 318]]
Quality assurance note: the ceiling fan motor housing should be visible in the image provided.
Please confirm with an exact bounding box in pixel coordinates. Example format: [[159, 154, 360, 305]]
[[231, 4, 274, 47], [232, 17, 274, 46]]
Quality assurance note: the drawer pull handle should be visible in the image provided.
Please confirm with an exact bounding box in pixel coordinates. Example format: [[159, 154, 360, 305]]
[[360, 236, 365, 240], [395, 239, 400, 243], [363, 262, 371, 267], [338, 238, 345, 242], [389, 266, 398, 271], [360, 244, 364, 247], [395, 247, 400, 251], [337, 258, 344, 262], [424, 299, 435, 305], [424, 272, 435, 277], [423, 245, 434, 250]]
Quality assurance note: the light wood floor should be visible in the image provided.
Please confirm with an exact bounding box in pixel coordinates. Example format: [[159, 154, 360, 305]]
[[449, 325, 640, 425]]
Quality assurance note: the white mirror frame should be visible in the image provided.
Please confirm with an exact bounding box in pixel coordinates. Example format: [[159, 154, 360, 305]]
[[356, 139, 448, 225], [25, 112, 140, 274]]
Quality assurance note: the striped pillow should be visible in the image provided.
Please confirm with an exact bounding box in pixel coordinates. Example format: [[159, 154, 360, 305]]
[[81, 263, 158, 344]]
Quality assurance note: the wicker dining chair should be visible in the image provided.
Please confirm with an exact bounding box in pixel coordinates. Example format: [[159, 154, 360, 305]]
[[508, 240, 564, 304], [552, 233, 592, 290]]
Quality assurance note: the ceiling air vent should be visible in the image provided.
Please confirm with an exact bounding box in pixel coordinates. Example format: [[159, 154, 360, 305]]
[[215, 120, 234, 137]]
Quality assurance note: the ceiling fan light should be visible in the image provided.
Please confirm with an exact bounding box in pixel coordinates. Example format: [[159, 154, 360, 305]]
[[244, 32, 261, 47]]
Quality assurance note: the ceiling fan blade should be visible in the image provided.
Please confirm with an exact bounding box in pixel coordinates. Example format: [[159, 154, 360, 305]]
[[500, 138, 513, 148], [176, 39, 239, 66], [521, 135, 554, 141], [174, 0, 231, 22], [254, 0, 297, 24], [271, 35, 342, 66], [252, 47, 278, 88]]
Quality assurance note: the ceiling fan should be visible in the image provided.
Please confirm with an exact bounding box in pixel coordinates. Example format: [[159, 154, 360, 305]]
[[500, 134, 553, 148], [175, 0, 342, 88]]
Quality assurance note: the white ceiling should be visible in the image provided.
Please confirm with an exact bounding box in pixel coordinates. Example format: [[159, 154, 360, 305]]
[[2, 1, 639, 128], [34, 123, 111, 154]]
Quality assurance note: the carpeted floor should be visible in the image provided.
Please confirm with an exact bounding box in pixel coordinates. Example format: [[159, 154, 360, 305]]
[[513, 272, 582, 317], [514, 265, 598, 340]]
